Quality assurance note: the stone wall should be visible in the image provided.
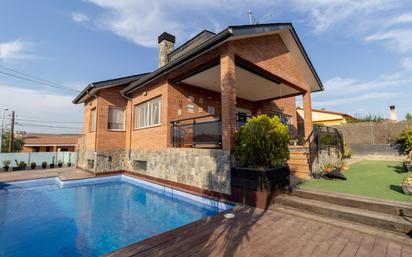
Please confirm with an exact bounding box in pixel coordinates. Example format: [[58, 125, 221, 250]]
[[76, 148, 231, 194]]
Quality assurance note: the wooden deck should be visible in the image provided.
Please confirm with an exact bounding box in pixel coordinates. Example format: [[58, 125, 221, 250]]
[[0, 167, 94, 182], [105, 206, 412, 257]]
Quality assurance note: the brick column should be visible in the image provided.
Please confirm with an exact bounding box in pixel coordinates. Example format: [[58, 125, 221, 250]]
[[220, 47, 236, 151], [303, 91, 313, 139]]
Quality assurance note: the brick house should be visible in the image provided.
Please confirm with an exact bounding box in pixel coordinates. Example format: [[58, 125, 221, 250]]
[[73, 23, 323, 196], [22, 133, 80, 152]]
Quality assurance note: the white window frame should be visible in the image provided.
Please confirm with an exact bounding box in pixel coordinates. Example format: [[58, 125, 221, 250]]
[[90, 108, 96, 132], [135, 97, 162, 129], [108, 106, 125, 131]]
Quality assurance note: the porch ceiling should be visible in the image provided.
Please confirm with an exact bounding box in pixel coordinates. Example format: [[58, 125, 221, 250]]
[[179, 64, 301, 102]]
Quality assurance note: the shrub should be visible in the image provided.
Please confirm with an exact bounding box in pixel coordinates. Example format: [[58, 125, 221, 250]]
[[2, 160, 11, 167], [401, 175, 412, 186], [397, 128, 412, 154], [235, 115, 290, 168], [321, 163, 335, 173], [15, 160, 27, 168], [343, 143, 352, 159]]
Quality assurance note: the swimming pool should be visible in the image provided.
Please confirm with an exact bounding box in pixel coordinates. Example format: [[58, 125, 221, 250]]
[[0, 175, 233, 257]]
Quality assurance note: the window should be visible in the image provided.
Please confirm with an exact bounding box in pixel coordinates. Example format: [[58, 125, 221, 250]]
[[108, 107, 125, 130], [135, 97, 161, 129], [90, 108, 96, 132]]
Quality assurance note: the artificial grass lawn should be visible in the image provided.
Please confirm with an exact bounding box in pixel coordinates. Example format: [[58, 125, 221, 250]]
[[300, 160, 412, 203]]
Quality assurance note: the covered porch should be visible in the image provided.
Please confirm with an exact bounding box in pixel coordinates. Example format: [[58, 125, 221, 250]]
[[169, 49, 314, 150]]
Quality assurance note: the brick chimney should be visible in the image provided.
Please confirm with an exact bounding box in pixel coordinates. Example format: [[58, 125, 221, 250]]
[[389, 105, 397, 122], [158, 32, 175, 67]]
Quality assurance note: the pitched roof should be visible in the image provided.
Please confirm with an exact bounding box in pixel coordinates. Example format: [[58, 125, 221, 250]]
[[297, 107, 355, 119], [24, 133, 81, 146], [72, 73, 149, 104], [120, 23, 324, 96]]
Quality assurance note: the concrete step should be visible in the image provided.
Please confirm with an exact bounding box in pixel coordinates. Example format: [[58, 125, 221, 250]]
[[292, 188, 412, 216], [271, 205, 412, 246], [274, 194, 412, 234]]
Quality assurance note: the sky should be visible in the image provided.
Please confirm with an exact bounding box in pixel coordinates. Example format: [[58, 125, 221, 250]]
[[1, 0, 412, 133]]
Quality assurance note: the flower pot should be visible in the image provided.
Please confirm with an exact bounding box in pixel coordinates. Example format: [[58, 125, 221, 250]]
[[3, 166, 9, 172], [67, 163, 72, 167], [12, 167, 24, 171], [404, 162, 412, 172], [41, 164, 47, 169], [231, 165, 290, 209], [31, 165, 36, 170], [402, 185, 412, 195], [50, 164, 55, 168], [57, 163, 63, 168]]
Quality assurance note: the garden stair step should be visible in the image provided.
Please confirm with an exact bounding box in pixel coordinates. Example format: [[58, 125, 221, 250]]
[[291, 188, 412, 216], [274, 194, 412, 234], [270, 205, 412, 246]]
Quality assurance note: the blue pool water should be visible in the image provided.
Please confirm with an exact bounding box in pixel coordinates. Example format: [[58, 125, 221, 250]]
[[0, 176, 232, 257]]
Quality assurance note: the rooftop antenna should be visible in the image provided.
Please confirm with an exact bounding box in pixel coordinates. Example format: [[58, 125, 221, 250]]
[[248, 10, 272, 24]]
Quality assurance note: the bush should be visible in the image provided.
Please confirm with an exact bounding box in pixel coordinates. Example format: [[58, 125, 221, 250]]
[[15, 160, 27, 169], [2, 160, 11, 167], [235, 115, 290, 168], [397, 128, 412, 154]]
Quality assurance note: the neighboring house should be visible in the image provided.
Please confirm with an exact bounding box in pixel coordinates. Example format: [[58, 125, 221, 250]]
[[73, 23, 323, 196], [297, 107, 355, 126], [22, 133, 81, 152]]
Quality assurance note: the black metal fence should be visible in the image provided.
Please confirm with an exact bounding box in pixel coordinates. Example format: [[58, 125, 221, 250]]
[[171, 114, 222, 148], [309, 125, 344, 154]]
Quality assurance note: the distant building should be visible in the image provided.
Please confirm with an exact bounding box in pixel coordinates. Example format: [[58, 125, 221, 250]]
[[21, 133, 81, 152], [297, 107, 355, 126]]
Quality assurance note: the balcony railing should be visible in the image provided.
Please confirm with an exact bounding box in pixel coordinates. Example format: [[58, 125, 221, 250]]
[[171, 114, 222, 148]]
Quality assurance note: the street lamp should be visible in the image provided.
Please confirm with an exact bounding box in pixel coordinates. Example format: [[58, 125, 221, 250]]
[[0, 107, 9, 153]]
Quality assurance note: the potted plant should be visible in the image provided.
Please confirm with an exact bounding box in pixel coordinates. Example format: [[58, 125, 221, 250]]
[[404, 151, 412, 172], [232, 115, 290, 209], [338, 160, 350, 171], [401, 175, 412, 195], [41, 161, 47, 169], [343, 143, 352, 159], [13, 160, 27, 171], [321, 162, 346, 180], [2, 160, 11, 171], [50, 157, 55, 168], [57, 160, 63, 168], [67, 153, 72, 167], [31, 162, 36, 170]]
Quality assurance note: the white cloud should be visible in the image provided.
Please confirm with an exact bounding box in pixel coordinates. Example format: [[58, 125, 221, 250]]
[[72, 12, 90, 23], [402, 57, 412, 71], [313, 92, 399, 107], [82, 0, 279, 47], [386, 12, 412, 26], [290, 0, 397, 33], [365, 29, 412, 53], [0, 85, 83, 133], [0, 40, 32, 62]]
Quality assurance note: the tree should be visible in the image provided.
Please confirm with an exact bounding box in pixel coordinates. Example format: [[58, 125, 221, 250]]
[[348, 113, 385, 123], [1, 129, 25, 153], [406, 113, 412, 121]]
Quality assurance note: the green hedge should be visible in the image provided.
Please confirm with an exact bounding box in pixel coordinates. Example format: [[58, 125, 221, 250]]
[[235, 115, 290, 168]]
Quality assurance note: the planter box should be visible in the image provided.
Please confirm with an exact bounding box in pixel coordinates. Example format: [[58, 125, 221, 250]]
[[231, 165, 290, 209], [404, 162, 412, 172], [402, 185, 412, 195], [12, 167, 26, 171]]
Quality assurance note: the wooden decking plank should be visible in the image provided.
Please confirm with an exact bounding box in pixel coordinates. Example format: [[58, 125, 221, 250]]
[[386, 242, 402, 257], [258, 217, 315, 257], [338, 231, 364, 257], [298, 224, 335, 256], [401, 245, 412, 257], [105, 206, 248, 257], [133, 207, 271, 257], [309, 225, 343, 257], [369, 238, 388, 257], [322, 230, 354, 257], [153, 211, 292, 257], [279, 222, 324, 257], [354, 235, 376, 257]]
